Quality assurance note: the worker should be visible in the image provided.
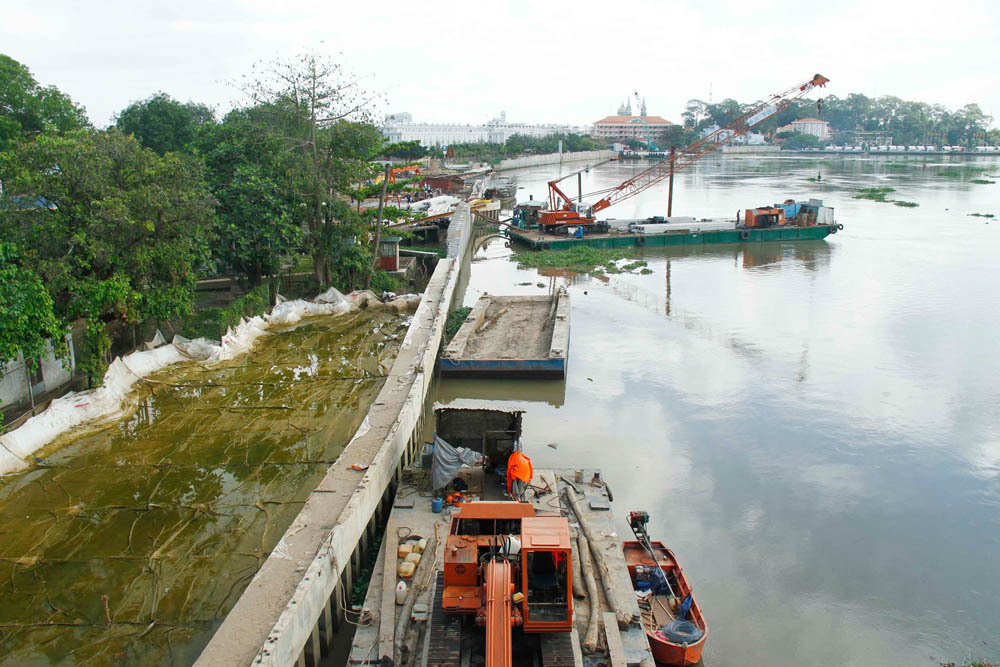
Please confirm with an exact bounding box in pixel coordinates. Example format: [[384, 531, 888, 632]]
[[506, 450, 533, 501]]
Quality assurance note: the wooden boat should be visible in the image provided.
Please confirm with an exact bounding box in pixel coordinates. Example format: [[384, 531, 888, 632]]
[[623, 511, 708, 666]]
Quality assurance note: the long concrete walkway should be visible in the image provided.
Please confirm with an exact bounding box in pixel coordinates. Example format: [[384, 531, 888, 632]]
[[196, 204, 473, 666]]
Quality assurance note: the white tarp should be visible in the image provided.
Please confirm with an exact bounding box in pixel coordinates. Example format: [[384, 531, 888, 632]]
[[0, 288, 420, 476]]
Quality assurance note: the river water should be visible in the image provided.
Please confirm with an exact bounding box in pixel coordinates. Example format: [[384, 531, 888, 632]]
[[437, 155, 1000, 666]]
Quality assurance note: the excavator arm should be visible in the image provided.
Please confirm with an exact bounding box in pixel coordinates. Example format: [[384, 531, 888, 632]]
[[484, 560, 514, 667], [579, 74, 830, 216]]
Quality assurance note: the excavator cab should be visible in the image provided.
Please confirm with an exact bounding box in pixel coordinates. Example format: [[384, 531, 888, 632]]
[[441, 502, 573, 666]]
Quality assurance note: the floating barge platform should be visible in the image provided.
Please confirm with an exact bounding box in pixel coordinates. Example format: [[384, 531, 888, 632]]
[[347, 407, 652, 666], [440, 294, 569, 379], [509, 223, 835, 251]]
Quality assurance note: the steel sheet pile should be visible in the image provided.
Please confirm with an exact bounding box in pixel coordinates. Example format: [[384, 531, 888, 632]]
[[0, 310, 410, 665]]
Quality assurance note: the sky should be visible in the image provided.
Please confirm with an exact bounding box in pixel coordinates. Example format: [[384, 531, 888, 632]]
[[3, 0, 998, 129]]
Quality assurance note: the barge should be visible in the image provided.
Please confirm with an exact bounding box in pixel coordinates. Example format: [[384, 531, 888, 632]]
[[440, 293, 569, 379], [511, 198, 841, 251], [347, 408, 652, 666]]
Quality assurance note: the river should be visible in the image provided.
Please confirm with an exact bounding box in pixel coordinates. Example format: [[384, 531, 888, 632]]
[[436, 154, 1000, 666]]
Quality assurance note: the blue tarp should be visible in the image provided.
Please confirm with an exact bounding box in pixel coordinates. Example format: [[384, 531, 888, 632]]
[[780, 202, 803, 219]]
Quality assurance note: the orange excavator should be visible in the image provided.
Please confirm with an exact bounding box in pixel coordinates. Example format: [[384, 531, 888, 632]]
[[538, 73, 830, 232], [437, 501, 573, 667]]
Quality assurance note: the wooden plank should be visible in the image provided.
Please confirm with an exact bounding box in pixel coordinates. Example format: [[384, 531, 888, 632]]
[[379, 518, 399, 664], [603, 612, 626, 667]]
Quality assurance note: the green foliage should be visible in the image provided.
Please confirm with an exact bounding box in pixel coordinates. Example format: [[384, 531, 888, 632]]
[[445, 306, 473, 342], [968, 213, 995, 218], [0, 243, 67, 370], [781, 132, 821, 150], [379, 140, 426, 160], [198, 111, 302, 286], [854, 187, 896, 202], [444, 133, 604, 160], [115, 92, 214, 155], [970, 179, 996, 185], [0, 54, 89, 151], [512, 246, 647, 274], [893, 200, 919, 207], [0, 129, 215, 383]]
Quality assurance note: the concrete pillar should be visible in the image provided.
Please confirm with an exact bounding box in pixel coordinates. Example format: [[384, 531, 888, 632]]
[[307, 624, 322, 665], [320, 597, 335, 647]]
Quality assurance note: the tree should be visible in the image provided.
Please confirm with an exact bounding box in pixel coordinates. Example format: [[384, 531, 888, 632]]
[[782, 132, 821, 150], [380, 140, 426, 160], [239, 53, 382, 289], [0, 243, 68, 412], [199, 110, 302, 287], [115, 92, 214, 154], [0, 129, 215, 383], [0, 54, 89, 151]]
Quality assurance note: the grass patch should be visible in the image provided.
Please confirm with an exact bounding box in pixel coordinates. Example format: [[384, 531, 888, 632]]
[[969, 212, 995, 218], [854, 187, 896, 202], [970, 178, 996, 184], [445, 306, 473, 342], [512, 246, 647, 275]]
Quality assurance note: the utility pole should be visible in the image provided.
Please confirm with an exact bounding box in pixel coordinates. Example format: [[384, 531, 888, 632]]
[[667, 146, 676, 217], [578, 172, 582, 202], [367, 164, 391, 290]]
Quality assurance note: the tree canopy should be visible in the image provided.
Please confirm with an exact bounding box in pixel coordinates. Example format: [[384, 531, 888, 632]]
[[0, 129, 215, 381], [0, 54, 89, 151], [0, 243, 66, 370], [115, 92, 214, 154]]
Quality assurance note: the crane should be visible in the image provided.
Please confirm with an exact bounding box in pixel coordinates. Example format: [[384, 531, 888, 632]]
[[539, 73, 830, 231]]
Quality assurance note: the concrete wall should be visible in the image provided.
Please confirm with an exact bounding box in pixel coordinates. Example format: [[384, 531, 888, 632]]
[[195, 204, 474, 667], [0, 335, 75, 414], [721, 145, 781, 154], [495, 149, 615, 172]]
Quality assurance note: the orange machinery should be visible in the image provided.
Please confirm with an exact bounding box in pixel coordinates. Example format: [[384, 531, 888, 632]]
[[442, 501, 573, 667], [538, 73, 830, 232], [743, 207, 786, 228]]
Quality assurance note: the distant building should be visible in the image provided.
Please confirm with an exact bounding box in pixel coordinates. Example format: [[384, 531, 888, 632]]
[[778, 118, 832, 140], [592, 97, 673, 142], [381, 111, 575, 147]]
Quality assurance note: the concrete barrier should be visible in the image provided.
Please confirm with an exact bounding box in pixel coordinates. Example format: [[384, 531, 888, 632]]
[[495, 149, 615, 172], [196, 204, 474, 667]]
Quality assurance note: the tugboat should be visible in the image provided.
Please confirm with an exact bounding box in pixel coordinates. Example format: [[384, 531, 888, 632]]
[[623, 511, 708, 666]]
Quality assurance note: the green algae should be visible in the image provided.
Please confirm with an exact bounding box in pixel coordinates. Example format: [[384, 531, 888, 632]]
[[0, 310, 410, 665]]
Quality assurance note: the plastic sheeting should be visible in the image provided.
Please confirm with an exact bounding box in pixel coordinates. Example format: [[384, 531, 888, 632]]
[[0, 308, 411, 665], [0, 289, 419, 476], [431, 434, 483, 491]]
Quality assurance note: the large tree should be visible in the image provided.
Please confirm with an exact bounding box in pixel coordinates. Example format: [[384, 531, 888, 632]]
[[199, 110, 302, 287], [0, 54, 89, 151], [240, 53, 382, 289], [0, 129, 215, 382], [115, 92, 214, 154]]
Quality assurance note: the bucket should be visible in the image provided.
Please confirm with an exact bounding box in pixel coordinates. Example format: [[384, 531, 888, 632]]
[[431, 497, 443, 513]]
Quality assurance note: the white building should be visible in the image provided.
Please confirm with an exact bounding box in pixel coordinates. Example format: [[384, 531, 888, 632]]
[[382, 111, 575, 147], [591, 97, 673, 142], [778, 118, 832, 140]]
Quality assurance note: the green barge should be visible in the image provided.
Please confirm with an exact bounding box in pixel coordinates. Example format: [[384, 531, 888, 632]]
[[509, 223, 836, 251]]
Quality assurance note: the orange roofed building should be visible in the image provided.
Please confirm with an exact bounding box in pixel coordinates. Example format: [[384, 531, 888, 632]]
[[591, 97, 673, 142]]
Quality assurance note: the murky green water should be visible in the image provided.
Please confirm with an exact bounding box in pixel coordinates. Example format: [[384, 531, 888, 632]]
[[438, 155, 1000, 666], [0, 310, 410, 665]]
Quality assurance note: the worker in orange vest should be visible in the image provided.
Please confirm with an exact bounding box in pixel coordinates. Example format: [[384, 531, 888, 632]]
[[506, 450, 533, 501]]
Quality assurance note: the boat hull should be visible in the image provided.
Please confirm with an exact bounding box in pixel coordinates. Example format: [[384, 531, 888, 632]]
[[624, 540, 708, 667], [509, 223, 834, 250]]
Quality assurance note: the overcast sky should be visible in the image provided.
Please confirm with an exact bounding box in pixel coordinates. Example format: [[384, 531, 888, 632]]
[[3, 0, 998, 129]]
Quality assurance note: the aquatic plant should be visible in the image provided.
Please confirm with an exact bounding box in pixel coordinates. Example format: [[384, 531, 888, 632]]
[[970, 179, 996, 184], [854, 187, 896, 202], [968, 213, 995, 218], [445, 306, 473, 341], [894, 200, 919, 207], [512, 246, 647, 275]]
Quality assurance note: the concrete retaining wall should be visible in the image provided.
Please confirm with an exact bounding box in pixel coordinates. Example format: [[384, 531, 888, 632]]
[[195, 204, 474, 667], [495, 149, 615, 172]]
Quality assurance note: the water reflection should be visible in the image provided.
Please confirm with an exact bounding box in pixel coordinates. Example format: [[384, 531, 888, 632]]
[[443, 155, 1000, 666]]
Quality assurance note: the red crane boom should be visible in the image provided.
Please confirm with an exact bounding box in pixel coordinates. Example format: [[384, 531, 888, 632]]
[[539, 73, 829, 229]]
